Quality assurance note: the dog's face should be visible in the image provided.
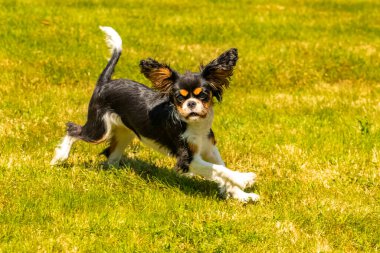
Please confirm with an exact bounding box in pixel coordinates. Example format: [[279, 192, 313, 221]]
[[140, 48, 238, 122], [171, 73, 213, 122]]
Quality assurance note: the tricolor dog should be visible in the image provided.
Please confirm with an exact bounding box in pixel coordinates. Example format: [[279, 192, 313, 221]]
[[51, 27, 259, 202]]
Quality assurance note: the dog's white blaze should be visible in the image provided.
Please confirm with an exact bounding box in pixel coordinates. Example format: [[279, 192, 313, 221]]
[[99, 26, 122, 53]]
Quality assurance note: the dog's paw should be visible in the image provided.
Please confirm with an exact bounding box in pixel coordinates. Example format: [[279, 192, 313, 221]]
[[181, 172, 195, 178], [240, 192, 260, 203], [50, 157, 61, 166], [50, 150, 69, 166], [227, 187, 260, 203], [100, 160, 121, 169], [230, 171, 257, 189]]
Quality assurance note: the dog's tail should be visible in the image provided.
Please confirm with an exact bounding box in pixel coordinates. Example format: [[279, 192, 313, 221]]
[[66, 122, 82, 138], [97, 26, 122, 86]]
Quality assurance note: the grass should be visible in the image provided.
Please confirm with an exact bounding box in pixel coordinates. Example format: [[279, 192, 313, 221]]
[[1, 0, 380, 251]]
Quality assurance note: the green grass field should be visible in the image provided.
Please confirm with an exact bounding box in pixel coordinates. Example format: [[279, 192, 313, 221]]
[[1, 0, 380, 251]]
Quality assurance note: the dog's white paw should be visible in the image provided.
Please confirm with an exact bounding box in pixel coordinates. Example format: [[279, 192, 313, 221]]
[[50, 157, 60, 166], [230, 171, 257, 189], [240, 192, 260, 203], [50, 148, 69, 166], [227, 187, 260, 203], [180, 171, 194, 177]]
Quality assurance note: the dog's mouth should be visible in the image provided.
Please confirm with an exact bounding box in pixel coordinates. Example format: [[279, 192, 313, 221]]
[[185, 112, 207, 120], [187, 112, 199, 118]]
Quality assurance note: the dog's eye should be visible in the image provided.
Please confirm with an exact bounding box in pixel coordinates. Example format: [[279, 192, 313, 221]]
[[197, 91, 210, 101], [175, 93, 186, 102]]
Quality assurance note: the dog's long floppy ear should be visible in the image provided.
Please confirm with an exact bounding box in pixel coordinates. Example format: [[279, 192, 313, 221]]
[[140, 58, 178, 94], [201, 48, 238, 101]]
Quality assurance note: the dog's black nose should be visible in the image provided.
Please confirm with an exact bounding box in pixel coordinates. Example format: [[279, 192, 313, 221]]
[[187, 101, 196, 109]]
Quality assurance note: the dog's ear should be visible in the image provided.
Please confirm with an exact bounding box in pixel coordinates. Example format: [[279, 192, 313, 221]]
[[140, 58, 178, 94], [201, 48, 238, 101]]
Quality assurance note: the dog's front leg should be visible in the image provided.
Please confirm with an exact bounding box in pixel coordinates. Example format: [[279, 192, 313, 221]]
[[189, 155, 259, 202], [203, 145, 225, 166], [203, 146, 257, 190]]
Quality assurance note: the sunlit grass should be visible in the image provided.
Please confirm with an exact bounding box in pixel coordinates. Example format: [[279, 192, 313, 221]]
[[1, 0, 379, 251]]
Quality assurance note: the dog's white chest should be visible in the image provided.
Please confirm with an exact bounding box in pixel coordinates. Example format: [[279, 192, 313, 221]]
[[184, 133, 207, 154], [182, 117, 213, 155]]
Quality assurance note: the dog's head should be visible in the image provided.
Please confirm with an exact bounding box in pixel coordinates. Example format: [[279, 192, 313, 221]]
[[140, 48, 238, 122]]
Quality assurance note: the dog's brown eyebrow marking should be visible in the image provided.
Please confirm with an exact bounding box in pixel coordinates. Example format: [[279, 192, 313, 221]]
[[193, 87, 202, 95], [180, 89, 189, 97]]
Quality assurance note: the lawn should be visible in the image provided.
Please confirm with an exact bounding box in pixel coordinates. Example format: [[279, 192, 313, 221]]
[[1, 0, 379, 251]]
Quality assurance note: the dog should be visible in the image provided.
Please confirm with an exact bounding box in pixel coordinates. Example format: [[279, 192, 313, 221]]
[[51, 26, 259, 203]]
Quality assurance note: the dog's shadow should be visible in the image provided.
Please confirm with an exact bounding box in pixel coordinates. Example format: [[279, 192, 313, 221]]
[[97, 157, 222, 200]]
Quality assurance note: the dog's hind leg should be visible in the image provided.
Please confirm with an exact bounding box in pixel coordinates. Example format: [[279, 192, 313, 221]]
[[50, 114, 108, 165], [101, 127, 135, 167]]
